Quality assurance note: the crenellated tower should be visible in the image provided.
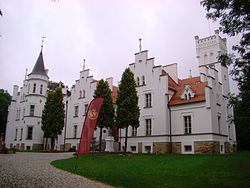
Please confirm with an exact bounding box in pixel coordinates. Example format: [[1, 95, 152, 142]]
[[195, 30, 230, 96]]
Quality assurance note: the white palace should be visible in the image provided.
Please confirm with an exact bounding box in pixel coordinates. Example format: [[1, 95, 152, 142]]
[[5, 30, 236, 154]]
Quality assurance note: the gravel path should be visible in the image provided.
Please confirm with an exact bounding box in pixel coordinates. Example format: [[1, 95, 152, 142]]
[[0, 152, 113, 188]]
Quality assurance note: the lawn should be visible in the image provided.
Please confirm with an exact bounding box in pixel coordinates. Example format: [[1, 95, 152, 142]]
[[51, 151, 250, 188]]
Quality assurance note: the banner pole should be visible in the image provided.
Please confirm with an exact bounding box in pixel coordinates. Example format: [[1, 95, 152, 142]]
[[74, 154, 79, 171]]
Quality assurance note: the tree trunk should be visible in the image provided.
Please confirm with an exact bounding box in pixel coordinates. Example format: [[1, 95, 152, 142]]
[[124, 126, 128, 152], [45, 137, 48, 150], [99, 127, 103, 152], [51, 137, 55, 150]]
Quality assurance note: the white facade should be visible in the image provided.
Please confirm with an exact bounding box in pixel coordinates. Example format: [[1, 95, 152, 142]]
[[5, 30, 236, 153], [56, 65, 115, 151], [120, 30, 236, 154], [5, 50, 49, 150]]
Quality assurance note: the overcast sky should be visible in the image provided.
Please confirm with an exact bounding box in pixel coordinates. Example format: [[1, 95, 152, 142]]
[[0, 0, 240, 95]]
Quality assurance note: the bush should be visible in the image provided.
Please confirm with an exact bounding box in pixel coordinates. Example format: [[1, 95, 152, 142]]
[[0, 147, 16, 154], [69, 147, 76, 152]]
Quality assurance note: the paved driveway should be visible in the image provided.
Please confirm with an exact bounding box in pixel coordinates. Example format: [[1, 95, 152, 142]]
[[0, 152, 112, 188]]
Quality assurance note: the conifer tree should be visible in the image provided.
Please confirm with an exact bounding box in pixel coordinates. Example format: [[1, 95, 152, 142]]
[[42, 87, 65, 150], [116, 68, 140, 152], [94, 79, 114, 151]]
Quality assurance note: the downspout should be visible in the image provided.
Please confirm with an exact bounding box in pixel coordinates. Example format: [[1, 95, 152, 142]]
[[167, 93, 172, 153], [63, 100, 68, 151]]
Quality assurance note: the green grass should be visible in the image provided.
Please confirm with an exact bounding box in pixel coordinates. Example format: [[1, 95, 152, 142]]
[[51, 152, 250, 188]]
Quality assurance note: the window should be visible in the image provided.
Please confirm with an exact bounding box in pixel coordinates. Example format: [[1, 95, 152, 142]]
[[137, 77, 140, 86], [84, 104, 88, 115], [142, 76, 145, 85], [22, 108, 25, 119], [131, 146, 136, 152], [145, 93, 152, 107], [185, 94, 188, 100], [184, 145, 192, 152], [21, 94, 25, 101], [74, 106, 79, 117], [79, 90, 82, 98], [40, 84, 43, 94], [145, 146, 151, 153], [20, 128, 23, 141], [27, 126, 33, 140], [184, 115, 191, 134], [30, 105, 35, 116], [132, 127, 137, 136], [16, 109, 20, 120], [220, 145, 224, 152], [73, 125, 77, 138], [82, 90, 85, 98], [28, 84, 30, 94], [145, 119, 152, 136], [26, 146, 31, 151], [14, 129, 18, 141], [33, 83, 36, 93], [218, 116, 221, 134]]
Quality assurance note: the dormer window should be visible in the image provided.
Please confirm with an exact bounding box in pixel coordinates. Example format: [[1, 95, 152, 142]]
[[180, 85, 195, 100]]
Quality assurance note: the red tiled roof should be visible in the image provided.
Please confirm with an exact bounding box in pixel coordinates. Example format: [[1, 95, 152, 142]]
[[168, 75, 178, 91], [169, 76, 207, 106]]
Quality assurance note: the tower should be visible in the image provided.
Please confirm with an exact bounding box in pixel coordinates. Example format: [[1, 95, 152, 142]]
[[195, 30, 230, 96], [24, 49, 49, 150]]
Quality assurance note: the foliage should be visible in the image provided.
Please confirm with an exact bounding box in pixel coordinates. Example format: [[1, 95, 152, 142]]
[[116, 68, 140, 152], [201, 0, 250, 150], [52, 151, 250, 188], [0, 89, 11, 139], [42, 87, 65, 149], [93, 79, 114, 151]]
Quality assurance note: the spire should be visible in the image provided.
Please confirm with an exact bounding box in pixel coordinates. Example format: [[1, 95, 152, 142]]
[[30, 36, 48, 76], [189, 69, 192, 78], [83, 59, 86, 71], [30, 50, 47, 76], [41, 35, 46, 51], [139, 38, 142, 52]]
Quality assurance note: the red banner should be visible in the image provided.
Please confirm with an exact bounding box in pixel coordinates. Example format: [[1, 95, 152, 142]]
[[77, 97, 104, 155]]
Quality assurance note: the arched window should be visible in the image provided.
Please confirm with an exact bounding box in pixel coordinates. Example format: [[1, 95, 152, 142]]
[[137, 77, 140, 86], [188, 93, 191, 100], [185, 94, 188, 100], [33, 83, 36, 93], [40, 84, 43, 94], [79, 90, 82, 98], [142, 76, 145, 85], [83, 90, 85, 98]]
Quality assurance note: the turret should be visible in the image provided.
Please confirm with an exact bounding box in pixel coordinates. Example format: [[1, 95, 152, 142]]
[[195, 30, 230, 96]]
